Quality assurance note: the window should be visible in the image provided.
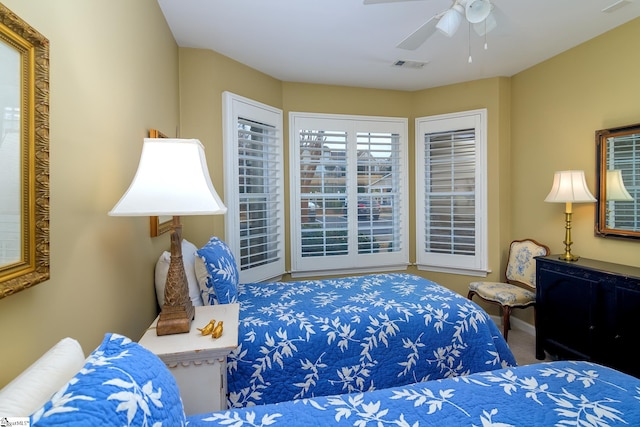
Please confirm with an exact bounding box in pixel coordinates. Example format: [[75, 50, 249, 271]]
[[290, 113, 408, 276], [223, 92, 285, 283], [415, 109, 488, 275]]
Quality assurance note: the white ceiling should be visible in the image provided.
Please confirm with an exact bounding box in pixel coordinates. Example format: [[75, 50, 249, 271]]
[[157, 0, 640, 91]]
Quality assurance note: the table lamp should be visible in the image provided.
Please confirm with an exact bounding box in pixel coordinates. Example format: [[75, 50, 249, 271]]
[[109, 138, 227, 335], [544, 170, 596, 262]]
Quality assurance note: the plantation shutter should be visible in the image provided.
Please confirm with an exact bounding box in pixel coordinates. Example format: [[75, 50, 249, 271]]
[[237, 119, 281, 269], [223, 92, 285, 283], [355, 131, 404, 254], [298, 128, 349, 257], [416, 109, 487, 274], [290, 113, 408, 276], [424, 128, 476, 256]]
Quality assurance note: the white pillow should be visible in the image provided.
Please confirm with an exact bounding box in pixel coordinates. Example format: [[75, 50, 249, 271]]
[[194, 256, 214, 304], [0, 337, 85, 416], [155, 238, 203, 307]]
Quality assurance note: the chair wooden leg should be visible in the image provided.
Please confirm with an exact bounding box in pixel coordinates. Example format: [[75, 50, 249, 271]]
[[502, 306, 511, 342]]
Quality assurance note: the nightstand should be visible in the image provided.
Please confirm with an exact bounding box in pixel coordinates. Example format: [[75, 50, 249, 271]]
[[139, 303, 239, 415]]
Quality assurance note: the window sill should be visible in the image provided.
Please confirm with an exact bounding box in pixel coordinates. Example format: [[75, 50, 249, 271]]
[[416, 264, 490, 277], [290, 264, 409, 279]]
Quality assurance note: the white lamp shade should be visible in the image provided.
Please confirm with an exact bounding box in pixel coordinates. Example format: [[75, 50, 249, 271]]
[[465, 0, 492, 24], [109, 138, 227, 216], [606, 169, 633, 201], [544, 170, 597, 203], [436, 5, 463, 37]]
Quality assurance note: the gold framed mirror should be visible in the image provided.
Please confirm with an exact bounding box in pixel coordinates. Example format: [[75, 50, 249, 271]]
[[595, 123, 639, 240], [0, 4, 50, 299]]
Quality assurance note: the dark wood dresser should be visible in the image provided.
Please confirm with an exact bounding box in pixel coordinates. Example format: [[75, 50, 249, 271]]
[[535, 255, 640, 377]]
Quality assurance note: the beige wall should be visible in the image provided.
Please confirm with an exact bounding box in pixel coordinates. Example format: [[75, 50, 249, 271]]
[[512, 18, 640, 268], [1, 0, 638, 388], [177, 48, 283, 246], [0, 0, 180, 387]]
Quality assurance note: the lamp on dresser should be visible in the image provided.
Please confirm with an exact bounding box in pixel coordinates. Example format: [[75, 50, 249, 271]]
[[109, 138, 226, 335], [544, 170, 596, 262]]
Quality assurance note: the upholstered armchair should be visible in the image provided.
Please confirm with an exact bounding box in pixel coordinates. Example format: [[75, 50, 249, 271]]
[[468, 239, 550, 341]]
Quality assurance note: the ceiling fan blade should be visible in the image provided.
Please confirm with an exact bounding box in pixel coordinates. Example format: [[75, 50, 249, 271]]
[[363, 0, 425, 5], [397, 16, 438, 50]]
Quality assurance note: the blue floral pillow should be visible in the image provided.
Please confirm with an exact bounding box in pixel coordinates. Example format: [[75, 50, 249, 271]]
[[195, 237, 239, 304], [30, 333, 186, 427]]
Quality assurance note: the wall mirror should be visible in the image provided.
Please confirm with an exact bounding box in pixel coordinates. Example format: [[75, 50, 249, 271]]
[[595, 123, 639, 240], [0, 5, 50, 299]]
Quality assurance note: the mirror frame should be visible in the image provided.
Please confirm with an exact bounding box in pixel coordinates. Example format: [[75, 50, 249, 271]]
[[0, 5, 50, 299], [595, 122, 640, 240]]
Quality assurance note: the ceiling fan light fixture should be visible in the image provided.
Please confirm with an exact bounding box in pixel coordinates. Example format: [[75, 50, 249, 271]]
[[465, 0, 491, 24], [436, 4, 464, 37], [473, 10, 496, 36]]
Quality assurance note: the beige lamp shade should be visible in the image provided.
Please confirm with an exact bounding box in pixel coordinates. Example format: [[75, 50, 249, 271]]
[[109, 138, 227, 216], [606, 169, 633, 202], [544, 170, 596, 204]]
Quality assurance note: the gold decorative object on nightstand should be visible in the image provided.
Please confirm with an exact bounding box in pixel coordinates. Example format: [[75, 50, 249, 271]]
[[197, 319, 216, 335], [211, 321, 224, 338]]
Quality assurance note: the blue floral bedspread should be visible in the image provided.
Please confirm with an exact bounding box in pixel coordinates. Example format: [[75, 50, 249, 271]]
[[188, 360, 640, 426], [226, 273, 516, 407]]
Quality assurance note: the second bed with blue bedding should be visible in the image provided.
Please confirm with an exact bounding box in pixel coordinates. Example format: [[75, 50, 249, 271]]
[[226, 273, 516, 407], [193, 360, 640, 426]]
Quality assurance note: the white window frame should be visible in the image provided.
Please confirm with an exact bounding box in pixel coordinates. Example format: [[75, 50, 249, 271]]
[[223, 92, 285, 283], [415, 109, 488, 276], [289, 112, 409, 277]]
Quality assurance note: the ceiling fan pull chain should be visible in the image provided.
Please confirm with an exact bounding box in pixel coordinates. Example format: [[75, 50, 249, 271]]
[[468, 22, 473, 63], [484, 20, 488, 50]]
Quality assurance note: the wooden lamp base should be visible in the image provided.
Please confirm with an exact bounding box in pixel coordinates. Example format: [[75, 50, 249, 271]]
[[157, 301, 195, 335]]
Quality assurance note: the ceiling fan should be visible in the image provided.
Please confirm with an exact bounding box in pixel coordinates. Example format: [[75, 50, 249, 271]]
[[364, 0, 496, 51]]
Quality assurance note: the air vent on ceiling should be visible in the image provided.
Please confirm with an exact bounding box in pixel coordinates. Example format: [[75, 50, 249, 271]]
[[392, 60, 428, 69]]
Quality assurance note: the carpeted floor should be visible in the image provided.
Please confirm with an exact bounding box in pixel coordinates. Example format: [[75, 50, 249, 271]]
[[506, 328, 551, 365]]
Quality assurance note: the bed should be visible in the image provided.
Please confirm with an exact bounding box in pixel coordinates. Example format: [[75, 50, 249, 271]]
[[225, 272, 517, 407], [22, 334, 640, 426], [22, 333, 640, 427], [189, 360, 640, 426]]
